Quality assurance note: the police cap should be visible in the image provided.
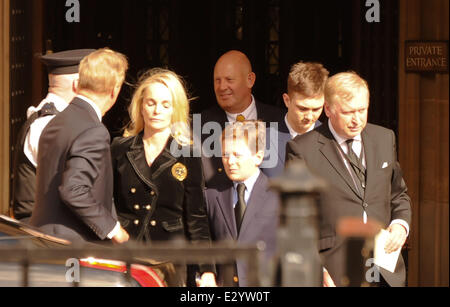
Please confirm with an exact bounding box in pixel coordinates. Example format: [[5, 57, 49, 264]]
[[40, 49, 96, 75]]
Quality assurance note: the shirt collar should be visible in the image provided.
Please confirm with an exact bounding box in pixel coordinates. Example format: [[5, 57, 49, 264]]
[[77, 95, 102, 121], [328, 119, 362, 145], [225, 95, 257, 122], [233, 168, 261, 197], [284, 114, 315, 139]]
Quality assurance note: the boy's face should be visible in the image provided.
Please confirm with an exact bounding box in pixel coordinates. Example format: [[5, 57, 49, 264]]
[[222, 138, 264, 182], [283, 92, 324, 134]]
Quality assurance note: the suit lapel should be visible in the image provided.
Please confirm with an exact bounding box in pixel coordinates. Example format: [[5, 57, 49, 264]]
[[361, 128, 376, 201], [125, 134, 177, 189], [318, 126, 363, 200], [276, 119, 291, 163], [126, 135, 154, 189], [150, 146, 177, 180], [216, 186, 238, 239]]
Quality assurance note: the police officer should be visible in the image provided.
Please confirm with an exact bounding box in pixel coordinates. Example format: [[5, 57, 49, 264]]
[[11, 49, 95, 222]]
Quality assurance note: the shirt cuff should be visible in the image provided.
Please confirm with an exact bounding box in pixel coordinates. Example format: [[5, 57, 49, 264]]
[[107, 222, 121, 239], [390, 219, 410, 237]]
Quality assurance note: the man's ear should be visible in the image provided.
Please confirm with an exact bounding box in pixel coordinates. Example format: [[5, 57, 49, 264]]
[[111, 84, 122, 100], [72, 79, 79, 94], [324, 102, 332, 118], [253, 150, 265, 167], [247, 72, 256, 89], [282, 93, 290, 109]]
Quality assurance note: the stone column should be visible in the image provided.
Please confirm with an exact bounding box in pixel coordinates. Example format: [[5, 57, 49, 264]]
[[0, 0, 10, 215], [399, 0, 449, 287]]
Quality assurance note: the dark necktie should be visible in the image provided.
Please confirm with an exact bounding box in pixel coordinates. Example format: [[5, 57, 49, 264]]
[[346, 139, 366, 191], [234, 183, 247, 233]]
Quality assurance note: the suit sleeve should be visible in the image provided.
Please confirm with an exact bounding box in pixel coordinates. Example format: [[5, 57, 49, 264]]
[[389, 130, 412, 225], [59, 126, 117, 240]]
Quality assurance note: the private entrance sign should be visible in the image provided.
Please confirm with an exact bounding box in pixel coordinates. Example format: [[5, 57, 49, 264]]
[[406, 41, 449, 73]]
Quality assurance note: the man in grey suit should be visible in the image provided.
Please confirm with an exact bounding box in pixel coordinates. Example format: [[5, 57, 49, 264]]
[[30, 48, 129, 244], [205, 120, 280, 287], [286, 72, 412, 287]]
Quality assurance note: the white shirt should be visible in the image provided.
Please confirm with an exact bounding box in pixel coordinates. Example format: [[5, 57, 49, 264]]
[[328, 120, 410, 236], [284, 115, 316, 139], [24, 93, 69, 167], [225, 95, 257, 123], [328, 120, 365, 170], [232, 169, 261, 208]]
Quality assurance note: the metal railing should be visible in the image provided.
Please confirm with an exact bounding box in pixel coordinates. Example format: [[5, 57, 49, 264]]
[[0, 240, 263, 287]]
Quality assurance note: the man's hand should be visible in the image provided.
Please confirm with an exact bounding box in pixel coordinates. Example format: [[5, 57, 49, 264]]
[[196, 272, 217, 287], [384, 224, 407, 254], [323, 268, 336, 287], [112, 226, 129, 244]]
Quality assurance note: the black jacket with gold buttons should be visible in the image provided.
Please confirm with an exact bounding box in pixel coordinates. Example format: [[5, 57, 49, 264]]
[[111, 133, 213, 249]]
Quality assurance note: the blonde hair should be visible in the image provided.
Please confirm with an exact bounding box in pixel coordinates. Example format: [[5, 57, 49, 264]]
[[287, 62, 329, 98], [78, 48, 128, 94], [325, 71, 370, 108], [222, 120, 266, 156], [125, 68, 191, 145]]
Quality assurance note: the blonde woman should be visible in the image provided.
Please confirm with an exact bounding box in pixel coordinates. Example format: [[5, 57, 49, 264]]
[[111, 68, 216, 287]]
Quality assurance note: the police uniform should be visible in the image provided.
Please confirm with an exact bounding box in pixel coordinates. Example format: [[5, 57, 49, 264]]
[[11, 49, 95, 222]]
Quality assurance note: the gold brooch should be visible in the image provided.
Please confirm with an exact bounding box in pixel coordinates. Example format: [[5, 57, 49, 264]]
[[236, 114, 246, 122], [172, 163, 188, 182]]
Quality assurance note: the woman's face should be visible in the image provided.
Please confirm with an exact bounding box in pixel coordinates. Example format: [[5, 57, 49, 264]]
[[141, 82, 173, 132]]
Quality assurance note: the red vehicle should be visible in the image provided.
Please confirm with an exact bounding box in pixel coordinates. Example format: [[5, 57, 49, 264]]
[[0, 215, 178, 287]]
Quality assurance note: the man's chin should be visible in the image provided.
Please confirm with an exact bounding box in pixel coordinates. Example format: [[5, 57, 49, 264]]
[[346, 129, 362, 138], [226, 173, 243, 182], [298, 123, 313, 133]]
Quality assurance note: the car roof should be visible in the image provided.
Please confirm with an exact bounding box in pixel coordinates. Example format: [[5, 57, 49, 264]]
[[0, 215, 71, 247]]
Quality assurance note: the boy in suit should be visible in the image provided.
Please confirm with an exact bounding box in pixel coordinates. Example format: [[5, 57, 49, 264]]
[[265, 61, 329, 178], [205, 120, 280, 287]]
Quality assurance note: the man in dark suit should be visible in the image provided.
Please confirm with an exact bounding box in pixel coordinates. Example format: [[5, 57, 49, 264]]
[[30, 48, 130, 244], [205, 120, 280, 287], [286, 71, 412, 287], [265, 61, 329, 178], [199, 50, 284, 187], [11, 49, 94, 222]]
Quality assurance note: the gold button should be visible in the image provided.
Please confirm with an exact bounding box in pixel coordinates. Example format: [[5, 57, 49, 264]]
[[146, 205, 151, 211], [134, 205, 140, 210], [150, 191, 155, 196], [131, 188, 136, 194], [233, 276, 239, 283], [236, 115, 245, 122], [134, 220, 139, 225], [218, 168, 223, 173], [150, 220, 156, 226]]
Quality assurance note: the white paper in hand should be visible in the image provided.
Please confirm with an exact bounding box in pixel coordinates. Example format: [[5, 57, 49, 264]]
[[374, 230, 401, 273]]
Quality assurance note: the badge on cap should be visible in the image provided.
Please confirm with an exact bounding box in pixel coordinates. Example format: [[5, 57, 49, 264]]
[[172, 163, 188, 182]]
